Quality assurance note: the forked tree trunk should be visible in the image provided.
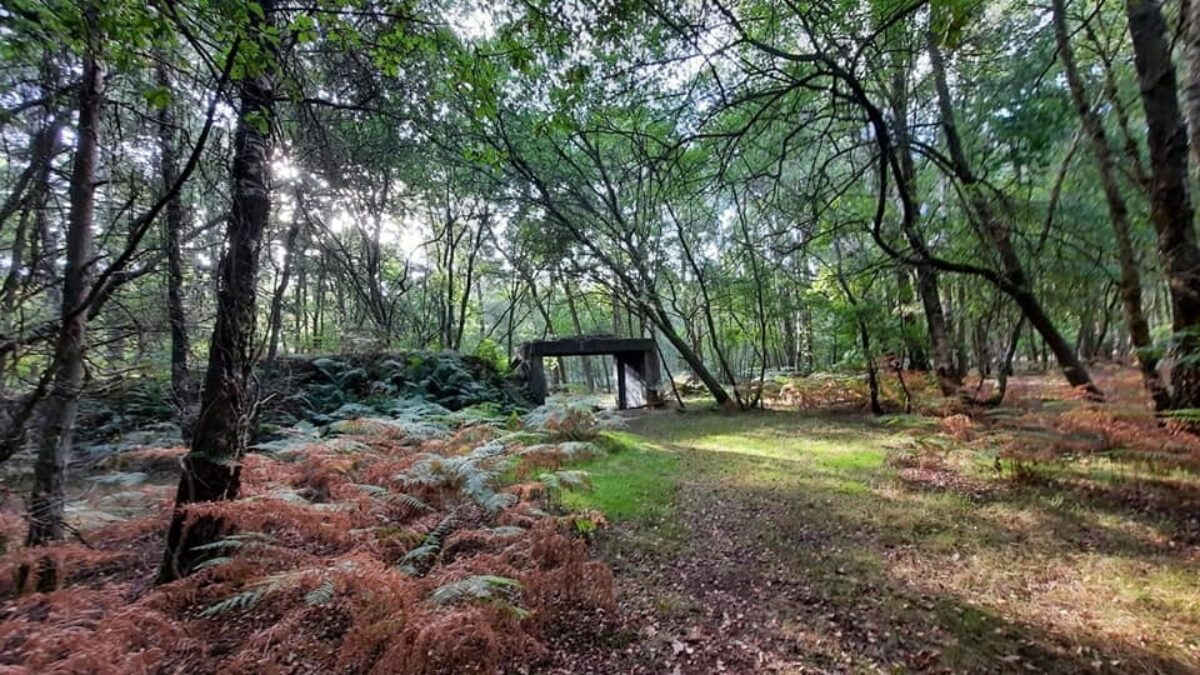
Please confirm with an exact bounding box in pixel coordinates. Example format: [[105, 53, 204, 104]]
[[160, 0, 276, 582], [1052, 0, 1168, 409], [889, 63, 961, 395], [926, 31, 1097, 395], [976, 317, 1025, 407], [24, 40, 103, 590], [1126, 0, 1200, 410]]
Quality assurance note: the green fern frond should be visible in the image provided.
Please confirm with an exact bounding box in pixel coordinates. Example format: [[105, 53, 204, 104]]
[[394, 493, 434, 512], [191, 556, 234, 571], [468, 440, 508, 459], [399, 543, 439, 565], [397, 511, 458, 576], [304, 580, 336, 606], [354, 483, 390, 497], [482, 492, 517, 514], [429, 575, 523, 606], [427, 512, 457, 543], [200, 586, 270, 618], [200, 568, 308, 618], [1162, 408, 1200, 422], [190, 532, 278, 552]]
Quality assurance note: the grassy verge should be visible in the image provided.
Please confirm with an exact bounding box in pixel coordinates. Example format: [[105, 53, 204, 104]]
[[605, 409, 1200, 671]]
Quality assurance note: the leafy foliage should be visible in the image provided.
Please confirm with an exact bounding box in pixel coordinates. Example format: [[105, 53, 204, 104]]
[[259, 353, 524, 434], [521, 402, 623, 442]]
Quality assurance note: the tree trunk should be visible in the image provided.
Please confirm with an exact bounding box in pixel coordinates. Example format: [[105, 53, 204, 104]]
[[916, 265, 958, 395], [160, 0, 276, 582], [1052, 0, 1167, 409], [156, 56, 193, 430], [896, 267, 928, 370], [24, 42, 103, 590], [926, 31, 1098, 394], [889, 62, 961, 394], [0, 115, 62, 390], [674, 214, 744, 407], [267, 197, 303, 361], [1186, 0, 1200, 177], [1126, 0, 1200, 409], [860, 320, 884, 415], [975, 317, 1025, 406], [647, 297, 734, 408], [453, 216, 484, 351]]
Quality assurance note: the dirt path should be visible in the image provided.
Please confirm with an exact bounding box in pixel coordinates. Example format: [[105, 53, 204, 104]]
[[549, 453, 943, 673], [547, 413, 1198, 674]]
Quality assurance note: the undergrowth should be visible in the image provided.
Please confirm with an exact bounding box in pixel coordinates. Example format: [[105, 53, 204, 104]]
[[0, 400, 621, 674]]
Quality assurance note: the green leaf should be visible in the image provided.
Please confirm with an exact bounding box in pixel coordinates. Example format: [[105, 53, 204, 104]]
[[143, 86, 172, 110]]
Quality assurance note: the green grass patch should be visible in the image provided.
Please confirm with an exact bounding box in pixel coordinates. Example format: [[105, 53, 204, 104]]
[[560, 431, 680, 524], [570, 408, 1200, 670]]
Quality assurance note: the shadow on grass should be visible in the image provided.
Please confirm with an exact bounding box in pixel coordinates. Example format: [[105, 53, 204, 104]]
[[1001, 470, 1200, 546], [601, 409, 1200, 673]]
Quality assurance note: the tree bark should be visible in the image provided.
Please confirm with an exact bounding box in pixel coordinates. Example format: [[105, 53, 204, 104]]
[[160, 0, 276, 582], [0, 115, 63, 389], [157, 56, 192, 428], [24, 39, 103, 590], [895, 267, 928, 370], [1186, 0, 1200, 177], [1052, 0, 1168, 409], [914, 266, 956, 394], [453, 214, 485, 351], [1126, 0, 1200, 409]]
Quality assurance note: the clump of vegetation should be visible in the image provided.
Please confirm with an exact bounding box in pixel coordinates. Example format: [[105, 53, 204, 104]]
[[522, 401, 624, 441], [0, 405, 615, 673], [259, 352, 527, 429]]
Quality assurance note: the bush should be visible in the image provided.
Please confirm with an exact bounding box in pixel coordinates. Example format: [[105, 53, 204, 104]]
[[257, 352, 525, 434]]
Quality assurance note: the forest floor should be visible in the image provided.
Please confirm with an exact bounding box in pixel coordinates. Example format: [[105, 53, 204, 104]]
[[549, 404, 1200, 674], [1, 367, 1198, 673]]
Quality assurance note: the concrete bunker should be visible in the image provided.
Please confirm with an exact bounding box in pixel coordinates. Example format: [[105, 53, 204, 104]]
[[517, 337, 662, 409]]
